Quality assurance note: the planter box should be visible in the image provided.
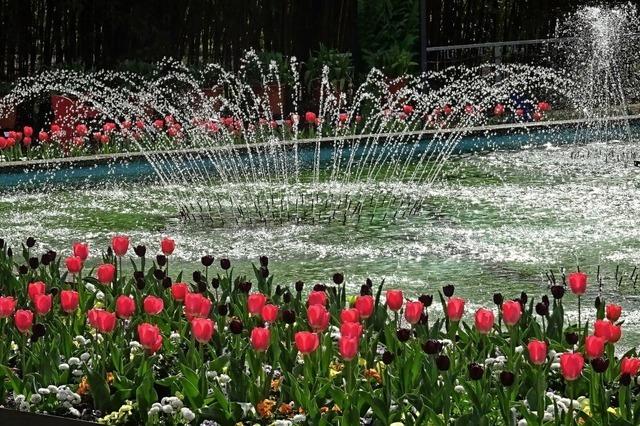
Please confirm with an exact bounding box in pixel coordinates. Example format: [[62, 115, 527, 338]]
[[0, 407, 96, 425]]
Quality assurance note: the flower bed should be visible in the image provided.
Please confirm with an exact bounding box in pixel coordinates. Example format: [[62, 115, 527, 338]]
[[0, 235, 633, 425]]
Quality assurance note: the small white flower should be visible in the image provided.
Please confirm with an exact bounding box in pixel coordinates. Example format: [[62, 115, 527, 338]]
[[180, 407, 195, 421], [515, 346, 524, 354], [96, 291, 105, 301], [148, 406, 160, 416], [217, 374, 231, 385], [292, 414, 306, 423], [543, 412, 553, 421], [68, 357, 81, 366], [15, 395, 26, 403], [72, 369, 84, 377], [80, 352, 91, 362], [58, 363, 70, 371], [48, 385, 58, 393], [454, 385, 465, 393], [169, 397, 183, 409], [162, 404, 173, 414], [30, 394, 42, 404], [69, 407, 80, 417], [85, 283, 96, 293], [170, 332, 181, 342], [517, 420, 527, 426], [74, 336, 88, 345], [206, 371, 217, 379], [19, 402, 30, 411], [550, 362, 560, 371], [38, 388, 50, 395]]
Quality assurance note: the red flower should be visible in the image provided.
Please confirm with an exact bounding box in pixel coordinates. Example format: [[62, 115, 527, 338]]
[[340, 321, 363, 339], [621, 357, 640, 376], [96, 264, 116, 284], [305, 112, 317, 124], [585, 335, 605, 359], [494, 104, 505, 116], [138, 323, 163, 353], [250, 327, 271, 352], [340, 308, 360, 323], [0, 296, 16, 318], [609, 324, 622, 343], [143, 295, 164, 315], [191, 318, 215, 343], [386, 290, 403, 311], [28, 281, 46, 301], [72, 242, 90, 261], [38, 131, 49, 142], [111, 235, 129, 256], [560, 352, 584, 381], [339, 113, 348, 123], [527, 339, 547, 365], [404, 301, 424, 325], [171, 283, 189, 302], [116, 295, 136, 319], [75, 124, 88, 136], [538, 101, 552, 112], [160, 237, 175, 255], [33, 294, 52, 315], [23, 126, 33, 137], [261, 304, 279, 322], [153, 119, 164, 130], [14, 309, 33, 333], [339, 336, 359, 361], [402, 105, 414, 115], [307, 291, 327, 306], [355, 295, 374, 319], [65, 256, 83, 274], [247, 292, 267, 315], [307, 304, 330, 332], [295, 331, 319, 354], [568, 272, 587, 295], [88, 309, 116, 333], [60, 290, 79, 313], [594, 319, 612, 341], [606, 304, 622, 322], [446, 297, 465, 321], [474, 308, 495, 334], [501, 300, 522, 326], [184, 293, 212, 320]]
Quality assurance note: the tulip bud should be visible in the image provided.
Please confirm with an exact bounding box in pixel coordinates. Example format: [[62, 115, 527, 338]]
[[295, 281, 304, 292], [211, 278, 220, 289], [162, 277, 172, 289], [333, 273, 344, 284], [197, 281, 207, 293], [201, 255, 214, 267], [493, 293, 503, 306], [239, 281, 252, 293], [468, 363, 484, 380], [396, 328, 411, 342], [500, 371, 515, 386], [620, 373, 632, 386], [283, 291, 292, 304], [28, 257, 39, 269], [313, 284, 326, 292], [18, 265, 28, 275], [436, 354, 450, 371], [360, 285, 372, 296], [442, 284, 455, 297], [259, 256, 268, 267], [565, 332, 579, 345], [282, 309, 296, 324], [535, 302, 549, 316], [422, 339, 443, 355], [419, 294, 433, 307], [229, 318, 243, 334], [26, 237, 36, 248], [156, 255, 167, 267], [153, 269, 165, 280], [134, 245, 147, 257], [220, 258, 231, 270], [217, 304, 229, 316], [590, 357, 609, 373], [382, 350, 395, 365], [551, 285, 565, 299]]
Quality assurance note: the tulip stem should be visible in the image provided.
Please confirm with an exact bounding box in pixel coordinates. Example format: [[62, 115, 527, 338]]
[[566, 382, 574, 426], [578, 296, 581, 336]]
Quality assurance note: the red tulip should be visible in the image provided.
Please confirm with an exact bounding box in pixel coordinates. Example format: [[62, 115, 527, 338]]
[[75, 124, 88, 136], [72, 242, 89, 261], [0, 296, 16, 318], [295, 331, 319, 354], [60, 290, 79, 313], [88, 309, 116, 333], [585, 335, 605, 359], [22, 137, 32, 147], [386, 290, 403, 311], [621, 357, 640, 376], [402, 105, 414, 115], [247, 292, 267, 315], [305, 112, 317, 124], [160, 237, 175, 255], [153, 119, 164, 130], [560, 352, 584, 381], [250, 327, 271, 352], [494, 104, 505, 116], [594, 319, 612, 341], [184, 293, 212, 320], [404, 301, 424, 325], [143, 295, 164, 315], [538, 101, 551, 112], [96, 263, 116, 284], [532, 112, 543, 122], [339, 336, 359, 361], [307, 304, 330, 332], [171, 283, 189, 302], [14, 309, 33, 333], [33, 294, 52, 315], [609, 324, 622, 343], [23, 126, 33, 137], [474, 308, 495, 334], [111, 235, 129, 256], [515, 108, 524, 117], [340, 308, 360, 323], [65, 256, 83, 274], [527, 339, 548, 365], [115, 295, 136, 319], [338, 113, 348, 123], [307, 291, 327, 306], [446, 297, 465, 321], [138, 323, 163, 353], [501, 300, 522, 326], [38, 131, 49, 142], [340, 321, 363, 339], [606, 304, 622, 322], [28, 281, 46, 301], [568, 272, 587, 295], [355, 295, 374, 319], [191, 318, 215, 343], [261, 304, 279, 322], [50, 124, 61, 133]]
